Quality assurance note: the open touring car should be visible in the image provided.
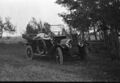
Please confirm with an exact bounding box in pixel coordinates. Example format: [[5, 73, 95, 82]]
[[22, 33, 88, 65]]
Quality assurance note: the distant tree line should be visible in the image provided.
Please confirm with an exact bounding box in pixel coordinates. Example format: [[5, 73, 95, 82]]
[[0, 17, 16, 38]]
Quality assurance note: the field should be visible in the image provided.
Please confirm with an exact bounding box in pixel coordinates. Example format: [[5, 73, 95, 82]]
[[0, 37, 120, 81]]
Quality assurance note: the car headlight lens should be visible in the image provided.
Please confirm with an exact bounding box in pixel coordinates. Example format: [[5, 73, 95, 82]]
[[66, 43, 72, 48], [65, 39, 72, 48], [78, 42, 84, 47]]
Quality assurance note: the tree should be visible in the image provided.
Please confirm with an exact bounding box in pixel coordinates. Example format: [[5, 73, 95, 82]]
[[25, 17, 54, 37], [26, 17, 39, 34], [56, 0, 91, 40], [56, 0, 120, 35], [0, 17, 16, 38], [61, 28, 67, 36], [56, 0, 120, 59], [0, 17, 4, 38]]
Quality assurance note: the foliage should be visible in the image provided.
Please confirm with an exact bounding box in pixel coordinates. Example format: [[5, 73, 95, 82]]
[[56, 0, 120, 58], [61, 28, 67, 36], [56, 0, 120, 31], [0, 17, 16, 38], [4, 17, 16, 32], [25, 17, 54, 37]]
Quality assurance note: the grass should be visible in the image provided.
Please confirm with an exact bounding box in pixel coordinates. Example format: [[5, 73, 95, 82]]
[[0, 42, 119, 81], [0, 43, 82, 81]]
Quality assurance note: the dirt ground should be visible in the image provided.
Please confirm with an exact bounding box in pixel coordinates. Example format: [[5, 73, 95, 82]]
[[0, 43, 120, 82]]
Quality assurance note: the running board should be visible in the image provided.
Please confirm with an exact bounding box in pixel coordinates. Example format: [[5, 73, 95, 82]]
[[34, 53, 46, 56]]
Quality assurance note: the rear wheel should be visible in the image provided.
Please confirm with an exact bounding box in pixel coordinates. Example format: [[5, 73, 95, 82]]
[[26, 46, 34, 60], [56, 47, 63, 65]]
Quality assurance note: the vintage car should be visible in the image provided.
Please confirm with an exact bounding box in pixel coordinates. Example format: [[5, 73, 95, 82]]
[[22, 33, 88, 64]]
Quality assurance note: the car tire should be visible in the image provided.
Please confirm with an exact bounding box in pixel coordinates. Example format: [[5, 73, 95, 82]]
[[56, 47, 63, 65], [26, 45, 34, 60]]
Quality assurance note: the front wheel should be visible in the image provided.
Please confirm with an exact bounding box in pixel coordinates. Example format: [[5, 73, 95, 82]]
[[26, 46, 34, 60], [56, 47, 64, 65]]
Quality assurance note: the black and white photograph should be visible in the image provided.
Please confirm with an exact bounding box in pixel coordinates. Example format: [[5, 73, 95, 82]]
[[0, 0, 120, 82]]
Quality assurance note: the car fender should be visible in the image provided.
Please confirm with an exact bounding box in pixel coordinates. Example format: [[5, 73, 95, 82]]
[[25, 42, 31, 46]]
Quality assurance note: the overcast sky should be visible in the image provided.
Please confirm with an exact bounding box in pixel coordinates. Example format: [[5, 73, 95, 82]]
[[0, 0, 66, 36]]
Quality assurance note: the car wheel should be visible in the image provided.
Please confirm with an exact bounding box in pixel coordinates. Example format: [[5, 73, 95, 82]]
[[56, 47, 63, 65], [26, 46, 34, 60]]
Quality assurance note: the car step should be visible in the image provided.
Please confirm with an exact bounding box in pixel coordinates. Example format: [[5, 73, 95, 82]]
[[34, 53, 46, 56]]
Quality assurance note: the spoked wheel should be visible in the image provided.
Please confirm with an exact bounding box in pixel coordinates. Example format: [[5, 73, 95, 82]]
[[26, 46, 34, 60], [56, 47, 63, 65]]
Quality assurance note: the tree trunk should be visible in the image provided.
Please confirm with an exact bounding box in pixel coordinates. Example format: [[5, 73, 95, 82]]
[[103, 30, 111, 56], [82, 31, 85, 41], [0, 29, 3, 38], [98, 32, 101, 40], [101, 31, 104, 40], [106, 28, 120, 60], [111, 28, 120, 59], [88, 31, 90, 41], [93, 26, 97, 40], [69, 26, 73, 39]]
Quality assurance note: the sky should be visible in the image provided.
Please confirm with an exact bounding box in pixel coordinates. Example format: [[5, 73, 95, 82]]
[[0, 0, 66, 36]]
